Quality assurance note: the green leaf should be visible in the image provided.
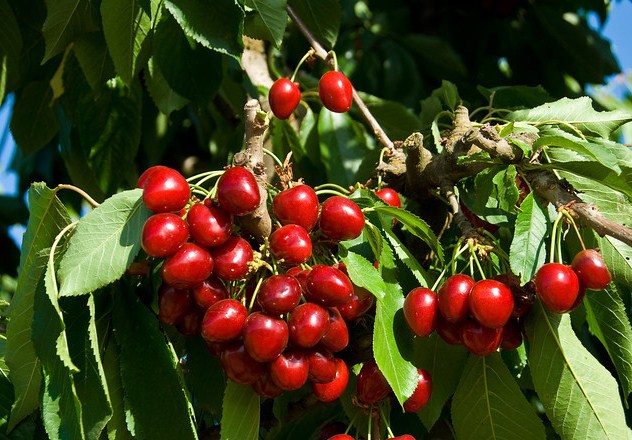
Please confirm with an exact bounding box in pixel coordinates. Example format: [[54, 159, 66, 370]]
[[6, 183, 71, 430], [112, 288, 197, 440], [58, 189, 152, 297], [431, 80, 460, 111], [73, 32, 116, 93], [476, 85, 554, 109], [287, 0, 340, 49], [403, 35, 466, 80], [382, 226, 432, 288], [220, 382, 260, 440], [164, 0, 244, 61], [509, 193, 549, 285], [0, 55, 6, 105], [461, 165, 519, 226], [10, 81, 59, 155], [0, 0, 22, 83], [41, 0, 98, 63], [358, 93, 423, 141], [412, 333, 468, 430], [525, 302, 628, 439], [339, 249, 386, 300], [184, 337, 225, 419], [451, 354, 546, 440], [145, 57, 189, 115], [245, 0, 287, 48], [508, 96, 632, 138], [102, 334, 133, 440]]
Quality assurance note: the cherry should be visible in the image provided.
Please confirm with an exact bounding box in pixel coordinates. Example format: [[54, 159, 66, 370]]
[[288, 303, 330, 348], [319, 196, 365, 241], [243, 312, 289, 362], [437, 274, 475, 323], [534, 263, 580, 313], [141, 213, 189, 258], [570, 286, 587, 310], [200, 299, 247, 343], [500, 319, 523, 350], [270, 348, 309, 391], [272, 184, 320, 231], [142, 166, 190, 213], [436, 317, 463, 345], [252, 370, 284, 398], [320, 308, 349, 352], [137, 165, 170, 189], [186, 202, 233, 247], [468, 279, 514, 329], [375, 188, 402, 208], [257, 274, 302, 315], [305, 265, 354, 307], [318, 71, 353, 113], [461, 319, 503, 356], [157, 284, 192, 326], [316, 422, 348, 440], [403, 287, 439, 338], [220, 342, 266, 385], [269, 224, 313, 265], [390, 436, 416, 440], [161, 243, 214, 289], [192, 276, 228, 309], [216, 166, 261, 215], [312, 358, 349, 402], [176, 307, 204, 336], [327, 435, 354, 440], [268, 78, 301, 120], [403, 369, 432, 413], [356, 360, 392, 405], [210, 236, 253, 281], [336, 284, 375, 321], [307, 347, 337, 383], [571, 249, 611, 290]]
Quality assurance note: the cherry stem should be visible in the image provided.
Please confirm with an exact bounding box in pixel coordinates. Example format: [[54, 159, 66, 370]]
[[248, 276, 265, 312], [328, 50, 339, 71], [376, 147, 389, 188], [367, 405, 373, 440], [378, 406, 395, 439], [188, 183, 211, 198], [550, 211, 564, 264], [186, 170, 224, 183], [48, 221, 79, 299], [56, 184, 100, 208], [314, 183, 351, 194], [563, 210, 586, 250], [315, 189, 349, 198], [262, 147, 285, 168], [290, 49, 314, 82], [468, 240, 487, 280]]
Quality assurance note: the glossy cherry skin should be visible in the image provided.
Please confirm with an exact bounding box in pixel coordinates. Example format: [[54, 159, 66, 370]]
[[461, 319, 503, 356], [269, 78, 301, 120], [469, 279, 514, 329], [251, 370, 284, 398], [216, 166, 261, 216], [500, 319, 523, 350], [161, 243, 214, 289], [571, 249, 612, 290], [257, 274, 302, 315], [307, 347, 337, 383], [320, 308, 349, 352], [142, 166, 190, 213], [137, 165, 170, 189], [272, 184, 320, 231], [327, 435, 354, 440], [210, 236, 253, 281], [288, 303, 330, 348], [220, 342, 266, 384], [319, 196, 365, 241], [186, 202, 232, 247], [436, 317, 463, 345], [242, 312, 289, 362], [200, 299, 247, 343], [305, 265, 354, 307], [390, 436, 416, 440], [535, 263, 580, 313], [403, 287, 439, 337], [270, 348, 309, 391], [157, 285, 192, 326], [337, 284, 375, 321], [403, 369, 432, 413], [437, 274, 475, 323], [318, 71, 353, 113], [312, 358, 349, 402], [375, 187, 402, 208], [270, 224, 313, 265], [141, 213, 189, 257], [192, 276, 228, 309], [176, 307, 204, 337], [356, 360, 392, 405]]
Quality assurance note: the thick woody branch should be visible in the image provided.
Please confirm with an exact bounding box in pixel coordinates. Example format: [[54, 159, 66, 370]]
[[463, 124, 523, 163]]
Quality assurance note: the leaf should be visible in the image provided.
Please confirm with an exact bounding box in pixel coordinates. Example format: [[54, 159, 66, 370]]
[[246, 0, 287, 48], [112, 288, 197, 440], [451, 354, 546, 440], [145, 57, 189, 115], [339, 248, 386, 300], [509, 193, 549, 285], [0, 0, 22, 82], [525, 302, 628, 439], [461, 165, 519, 226], [58, 189, 152, 297], [164, 0, 244, 61], [287, 0, 340, 49], [382, 226, 432, 288], [6, 183, 71, 430], [102, 334, 133, 440], [10, 81, 59, 155], [358, 93, 423, 141], [41, 0, 98, 63], [477, 85, 554, 109], [412, 333, 469, 430], [73, 32, 116, 93], [220, 382, 260, 440], [508, 96, 632, 138], [183, 337, 225, 419], [431, 80, 460, 111]]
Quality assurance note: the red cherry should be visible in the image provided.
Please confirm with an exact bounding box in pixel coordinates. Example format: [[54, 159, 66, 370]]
[[216, 166, 261, 215], [243, 312, 289, 362], [200, 299, 247, 343], [403, 369, 432, 413], [269, 78, 301, 120], [210, 236, 253, 281], [571, 249, 612, 290], [307, 347, 337, 383], [273, 184, 320, 231], [437, 274, 475, 323], [192, 276, 228, 309], [356, 359, 392, 405], [535, 263, 580, 313], [305, 265, 354, 307], [570, 286, 587, 310], [176, 307, 204, 336], [375, 188, 402, 208], [288, 303, 330, 348], [142, 166, 190, 213], [319, 196, 365, 241], [220, 342, 266, 384], [270, 224, 313, 265], [336, 285, 375, 321], [403, 287, 439, 337], [141, 213, 189, 257], [500, 319, 523, 350], [468, 279, 514, 329], [436, 317, 463, 345], [186, 202, 233, 247], [390, 436, 416, 440], [137, 165, 170, 189], [161, 243, 214, 289], [461, 319, 503, 356], [157, 285, 192, 326], [251, 370, 284, 398], [312, 358, 349, 402], [320, 308, 349, 353], [257, 274, 302, 315], [318, 71, 353, 113], [270, 348, 309, 391], [327, 435, 354, 440]]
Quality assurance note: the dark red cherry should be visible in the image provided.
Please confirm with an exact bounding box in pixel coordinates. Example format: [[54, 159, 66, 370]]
[[210, 236, 253, 281], [269, 224, 312, 265], [312, 358, 349, 402], [272, 184, 320, 231], [461, 319, 503, 356], [220, 342, 266, 384], [375, 188, 402, 208], [356, 359, 391, 405], [336, 284, 375, 321], [535, 263, 580, 313], [142, 166, 190, 213], [436, 317, 463, 345], [403, 287, 439, 337], [192, 276, 228, 309], [571, 249, 612, 290], [251, 370, 284, 398], [257, 274, 302, 315], [321, 308, 349, 353], [437, 274, 475, 323], [157, 285, 192, 326], [390, 435, 416, 440], [403, 369, 432, 413], [243, 312, 289, 362], [176, 307, 204, 336], [570, 286, 587, 310], [161, 243, 214, 289], [288, 303, 329, 348], [216, 166, 261, 216], [141, 213, 189, 257], [469, 279, 514, 329], [318, 71, 353, 113], [200, 299, 247, 343], [186, 202, 232, 247], [270, 348, 309, 391], [137, 165, 170, 189], [269, 78, 301, 120], [307, 347, 337, 383], [500, 319, 523, 350], [305, 265, 354, 307], [327, 435, 354, 440], [319, 196, 365, 241]]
